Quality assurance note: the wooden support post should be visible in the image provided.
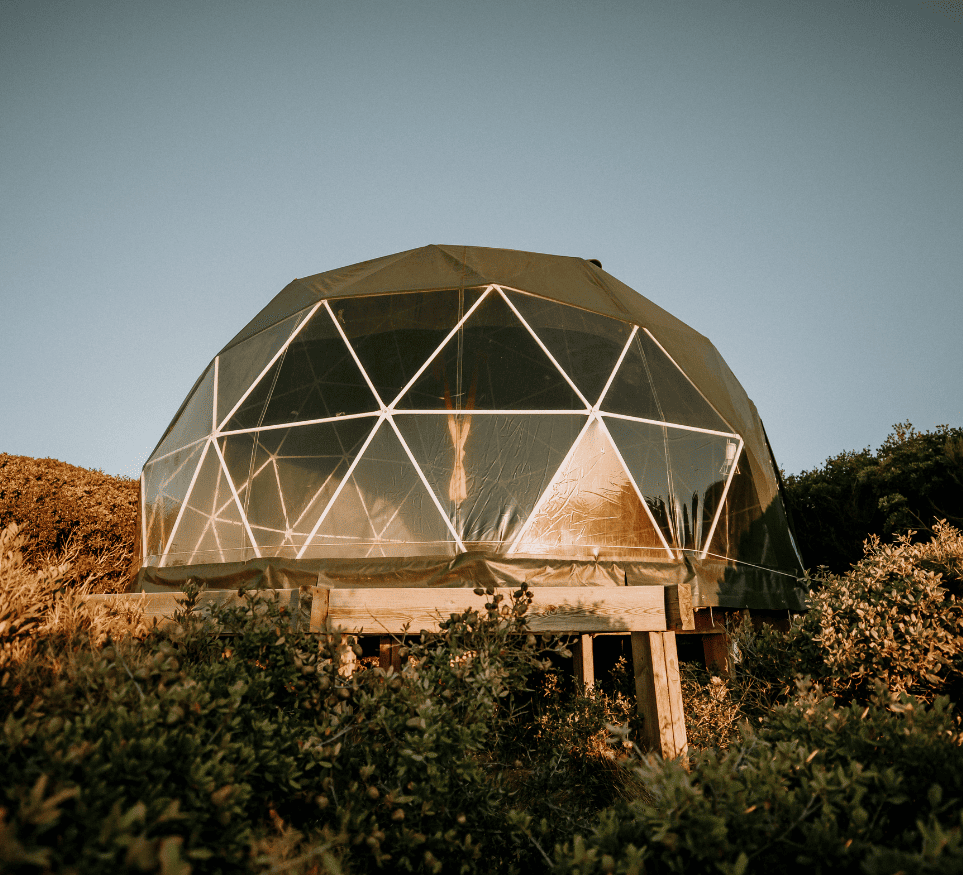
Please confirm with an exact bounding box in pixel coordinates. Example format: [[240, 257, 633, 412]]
[[702, 632, 732, 678], [379, 636, 401, 673], [573, 634, 595, 692], [631, 631, 688, 763]]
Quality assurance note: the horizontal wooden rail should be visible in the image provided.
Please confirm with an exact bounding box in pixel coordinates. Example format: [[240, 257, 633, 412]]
[[85, 584, 694, 634]]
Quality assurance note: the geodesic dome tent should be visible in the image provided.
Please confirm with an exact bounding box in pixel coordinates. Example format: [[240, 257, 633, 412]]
[[136, 245, 806, 609]]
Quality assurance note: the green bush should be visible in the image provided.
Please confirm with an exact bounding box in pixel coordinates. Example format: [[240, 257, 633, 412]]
[[0, 455, 138, 592], [553, 683, 963, 874]]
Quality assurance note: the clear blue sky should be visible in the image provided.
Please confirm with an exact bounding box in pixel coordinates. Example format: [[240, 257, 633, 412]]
[[2, 0, 961, 480]]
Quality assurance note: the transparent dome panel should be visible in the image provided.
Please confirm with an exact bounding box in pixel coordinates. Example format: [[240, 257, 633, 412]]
[[225, 418, 376, 554], [149, 364, 215, 462], [515, 419, 668, 557], [333, 289, 485, 408], [605, 417, 738, 551], [225, 306, 378, 431], [166, 444, 249, 565], [396, 292, 585, 411], [505, 292, 633, 407], [142, 441, 206, 562], [394, 412, 587, 548], [216, 311, 306, 428], [634, 331, 730, 432], [303, 420, 456, 558]]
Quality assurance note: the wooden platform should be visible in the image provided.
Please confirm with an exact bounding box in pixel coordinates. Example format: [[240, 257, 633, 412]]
[[86, 584, 693, 762]]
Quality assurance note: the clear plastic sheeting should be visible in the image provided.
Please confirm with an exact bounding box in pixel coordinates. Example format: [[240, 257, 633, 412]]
[[395, 413, 586, 548], [505, 291, 633, 407], [138, 247, 806, 610], [215, 312, 304, 427], [515, 419, 669, 558], [604, 418, 739, 552], [396, 291, 585, 411], [304, 420, 457, 558], [334, 288, 485, 407], [149, 365, 215, 462]]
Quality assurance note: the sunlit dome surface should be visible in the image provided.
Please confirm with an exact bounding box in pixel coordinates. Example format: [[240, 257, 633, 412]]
[[139, 246, 805, 609]]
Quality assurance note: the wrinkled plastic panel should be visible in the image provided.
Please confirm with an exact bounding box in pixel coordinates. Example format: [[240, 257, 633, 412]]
[[334, 289, 484, 407], [142, 442, 206, 563], [232, 419, 376, 555], [304, 421, 455, 558], [605, 417, 738, 551], [216, 312, 305, 427], [170, 446, 249, 565], [226, 307, 378, 431], [396, 292, 585, 410], [506, 291, 633, 407], [636, 331, 730, 431], [150, 365, 215, 462], [395, 413, 586, 548], [516, 419, 667, 557]]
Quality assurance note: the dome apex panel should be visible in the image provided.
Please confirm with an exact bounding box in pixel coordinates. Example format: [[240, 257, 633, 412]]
[[138, 246, 806, 610]]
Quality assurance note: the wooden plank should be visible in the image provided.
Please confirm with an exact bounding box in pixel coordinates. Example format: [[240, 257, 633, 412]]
[[315, 586, 667, 634], [664, 583, 695, 631], [573, 634, 595, 692], [631, 631, 688, 763], [84, 589, 303, 626], [310, 586, 330, 631], [379, 636, 402, 673]]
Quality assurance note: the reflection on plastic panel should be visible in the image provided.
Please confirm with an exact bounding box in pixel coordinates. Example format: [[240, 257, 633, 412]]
[[149, 364, 215, 462], [636, 331, 730, 432], [224, 307, 378, 431], [516, 419, 667, 556], [605, 417, 737, 552], [238, 419, 375, 552], [142, 442, 206, 563], [333, 289, 485, 408], [305, 422, 456, 558], [395, 413, 587, 548], [216, 312, 305, 427], [506, 292, 633, 407], [395, 293, 585, 411]]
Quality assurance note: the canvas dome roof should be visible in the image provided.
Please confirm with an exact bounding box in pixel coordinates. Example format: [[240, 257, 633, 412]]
[[137, 245, 806, 609]]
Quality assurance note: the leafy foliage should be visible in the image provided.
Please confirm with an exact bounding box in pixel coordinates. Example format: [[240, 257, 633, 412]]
[[553, 683, 963, 874], [784, 422, 963, 572]]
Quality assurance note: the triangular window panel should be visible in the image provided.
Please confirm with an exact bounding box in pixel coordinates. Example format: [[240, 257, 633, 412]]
[[164, 445, 241, 566], [624, 331, 730, 431], [596, 333, 664, 422], [304, 421, 455, 558], [515, 419, 667, 557], [177, 445, 250, 565], [334, 289, 485, 408], [149, 364, 215, 462], [395, 292, 585, 410], [394, 413, 586, 549], [216, 311, 305, 428], [606, 417, 738, 552], [231, 418, 375, 556], [142, 441, 206, 562], [506, 292, 633, 407], [225, 307, 379, 431]]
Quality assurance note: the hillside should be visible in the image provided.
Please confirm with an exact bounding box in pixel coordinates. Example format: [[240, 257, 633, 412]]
[[0, 453, 138, 592]]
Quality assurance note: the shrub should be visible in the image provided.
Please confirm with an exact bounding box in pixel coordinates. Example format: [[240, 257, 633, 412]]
[[0, 455, 138, 592], [553, 683, 963, 874], [0, 581, 591, 874]]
